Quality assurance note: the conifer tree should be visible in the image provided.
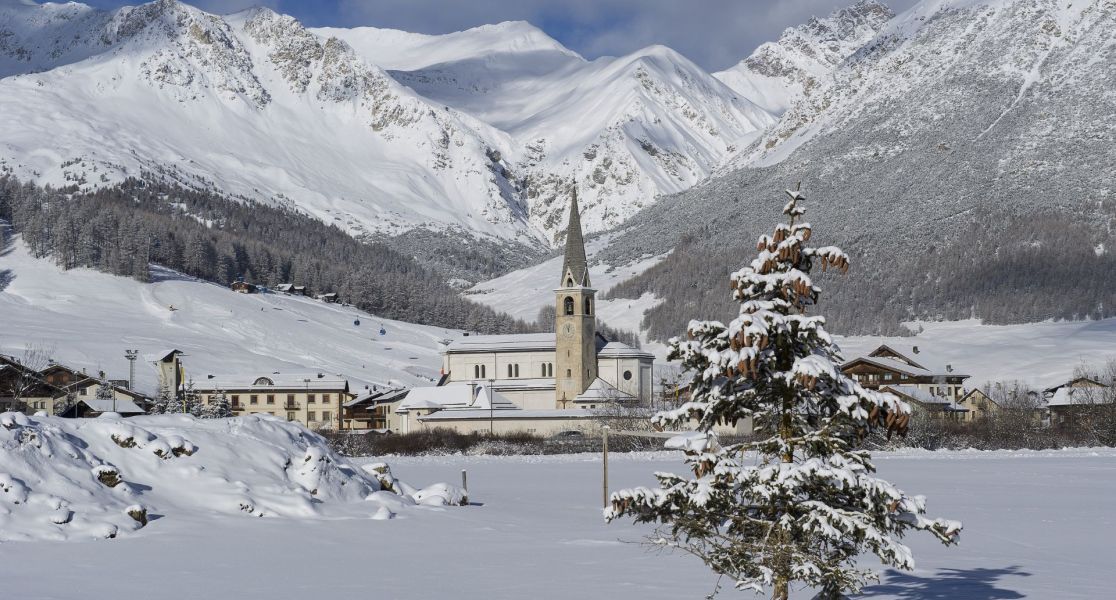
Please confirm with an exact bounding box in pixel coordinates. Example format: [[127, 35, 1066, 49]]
[[150, 381, 172, 415], [606, 187, 961, 599], [202, 389, 232, 419]]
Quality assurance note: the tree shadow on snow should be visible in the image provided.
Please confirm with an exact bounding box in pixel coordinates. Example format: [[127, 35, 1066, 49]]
[[858, 566, 1030, 600], [0, 223, 13, 292]]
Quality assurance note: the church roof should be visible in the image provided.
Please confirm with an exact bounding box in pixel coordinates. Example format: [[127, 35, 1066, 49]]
[[560, 189, 590, 287], [597, 341, 655, 360], [444, 333, 555, 354], [572, 378, 634, 403]]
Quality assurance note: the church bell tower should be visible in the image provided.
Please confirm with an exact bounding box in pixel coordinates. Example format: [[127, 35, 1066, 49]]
[[555, 189, 596, 408]]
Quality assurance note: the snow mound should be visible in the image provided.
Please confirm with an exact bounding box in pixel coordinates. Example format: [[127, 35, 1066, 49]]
[[0, 413, 455, 542]]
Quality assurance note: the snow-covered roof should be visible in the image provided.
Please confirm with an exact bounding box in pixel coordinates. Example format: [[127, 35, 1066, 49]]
[[195, 374, 349, 392], [882, 386, 967, 412], [573, 378, 633, 403], [845, 356, 967, 379], [397, 383, 518, 412], [419, 408, 597, 421], [344, 388, 409, 408], [489, 378, 556, 391], [79, 397, 144, 414], [596, 342, 654, 360], [444, 333, 556, 354], [1047, 387, 1108, 407]]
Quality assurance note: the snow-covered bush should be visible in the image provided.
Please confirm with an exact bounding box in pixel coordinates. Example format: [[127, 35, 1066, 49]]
[[606, 188, 960, 599]]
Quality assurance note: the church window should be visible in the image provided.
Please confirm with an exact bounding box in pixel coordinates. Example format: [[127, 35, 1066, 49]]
[[563, 296, 575, 315], [508, 364, 513, 378], [548, 363, 553, 377], [584, 297, 592, 315], [566, 277, 574, 287], [474, 365, 480, 378], [566, 369, 571, 377], [623, 370, 633, 381], [514, 364, 520, 377], [481, 365, 487, 378], [541, 364, 547, 377]]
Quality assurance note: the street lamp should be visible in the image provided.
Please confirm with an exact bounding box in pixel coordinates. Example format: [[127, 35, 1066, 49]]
[[124, 349, 139, 391], [488, 378, 495, 435]]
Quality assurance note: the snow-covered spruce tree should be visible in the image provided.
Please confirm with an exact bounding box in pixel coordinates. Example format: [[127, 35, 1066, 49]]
[[202, 389, 232, 419], [149, 381, 172, 415], [606, 187, 961, 599]]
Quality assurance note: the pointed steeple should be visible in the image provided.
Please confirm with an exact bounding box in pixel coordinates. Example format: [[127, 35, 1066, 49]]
[[560, 188, 590, 287]]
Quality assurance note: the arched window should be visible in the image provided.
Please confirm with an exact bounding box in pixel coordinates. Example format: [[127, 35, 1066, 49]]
[[480, 365, 486, 378], [541, 364, 547, 377], [548, 363, 554, 377], [508, 364, 513, 378], [514, 364, 520, 377], [566, 277, 574, 287], [563, 296, 575, 315], [474, 365, 480, 379], [566, 369, 572, 377], [253, 377, 274, 386], [584, 297, 592, 315]]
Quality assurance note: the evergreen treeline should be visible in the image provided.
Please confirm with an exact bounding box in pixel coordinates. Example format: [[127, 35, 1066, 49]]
[[0, 177, 538, 334], [605, 207, 1116, 341]]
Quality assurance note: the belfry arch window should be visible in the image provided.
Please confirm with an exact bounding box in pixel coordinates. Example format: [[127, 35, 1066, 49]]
[[584, 297, 592, 315], [563, 296, 575, 315], [566, 277, 574, 287]]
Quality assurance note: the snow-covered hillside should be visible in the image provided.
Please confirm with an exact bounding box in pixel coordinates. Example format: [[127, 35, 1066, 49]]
[[0, 237, 450, 394], [0, 412, 463, 541], [0, 0, 773, 245]]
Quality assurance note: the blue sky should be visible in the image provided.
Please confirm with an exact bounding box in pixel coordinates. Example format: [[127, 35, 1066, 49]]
[[82, 0, 918, 71]]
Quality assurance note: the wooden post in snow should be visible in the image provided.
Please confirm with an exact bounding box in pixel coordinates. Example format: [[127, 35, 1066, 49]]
[[602, 426, 610, 509]]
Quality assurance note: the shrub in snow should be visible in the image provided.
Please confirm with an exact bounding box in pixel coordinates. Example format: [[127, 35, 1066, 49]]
[[606, 188, 961, 599], [93, 466, 122, 488], [49, 509, 73, 525], [125, 504, 148, 526]]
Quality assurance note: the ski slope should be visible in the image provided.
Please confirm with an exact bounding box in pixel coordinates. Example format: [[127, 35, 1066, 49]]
[[0, 238, 451, 395]]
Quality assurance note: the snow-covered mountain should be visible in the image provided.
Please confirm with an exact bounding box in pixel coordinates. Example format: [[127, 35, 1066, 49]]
[[713, 0, 894, 115], [0, 0, 773, 246], [599, 0, 1116, 336], [321, 21, 773, 236]]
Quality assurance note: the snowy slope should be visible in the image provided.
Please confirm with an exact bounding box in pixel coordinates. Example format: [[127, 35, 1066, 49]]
[[0, 412, 463, 541], [0, 1, 774, 246], [0, 237, 452, 394]]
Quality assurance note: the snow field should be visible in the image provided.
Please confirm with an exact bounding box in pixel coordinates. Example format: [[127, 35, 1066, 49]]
[[0, 448, 1111, 598]]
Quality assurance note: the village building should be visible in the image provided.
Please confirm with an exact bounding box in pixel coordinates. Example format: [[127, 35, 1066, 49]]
[[194, 373, 350, 430], [394, 192, 664, 436], [1044, 377, 1112, 428], [342, 387, 409, 431], [955, 388, 1002, 421], [230, 280, 257, 294], [842, 345, 970, 401], [0, 355, 62, 414]]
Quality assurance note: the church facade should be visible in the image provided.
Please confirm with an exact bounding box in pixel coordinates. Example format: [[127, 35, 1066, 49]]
[[397, 191, 655, 434]]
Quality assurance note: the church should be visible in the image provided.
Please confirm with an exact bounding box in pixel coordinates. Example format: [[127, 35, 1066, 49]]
[[395, 192, 655, 434]]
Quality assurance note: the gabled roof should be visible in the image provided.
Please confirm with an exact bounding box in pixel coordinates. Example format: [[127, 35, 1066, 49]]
[[397, 383, 517, 413], [77, 397, 145, 414], [1043, 377, 1109, 394], [1047, 386, 1109, 407], [868, 344, 927, 370], [597, 341, 654, 360], [843, 355, 968, 379]]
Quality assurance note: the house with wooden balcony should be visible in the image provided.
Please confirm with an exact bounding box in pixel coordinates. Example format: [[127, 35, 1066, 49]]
[[842, 345, 971, 414]]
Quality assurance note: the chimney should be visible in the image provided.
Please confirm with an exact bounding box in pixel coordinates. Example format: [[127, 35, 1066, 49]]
[[912, 346, 920, 354], [946, 364, 953, 373]]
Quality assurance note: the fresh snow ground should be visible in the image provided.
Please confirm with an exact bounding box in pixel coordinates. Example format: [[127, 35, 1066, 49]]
[[0, 448, 1111, 598], [0, 238, 453, 394]]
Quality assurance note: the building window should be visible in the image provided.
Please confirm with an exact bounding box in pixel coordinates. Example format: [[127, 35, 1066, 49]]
[[287, 412, 296, 421], [587, 368, 592, 378], [480, 365, 486, 378], [566, 369, 571, 377], [475, 365, 481, 378], [584, 297, 592, 315], [322, 393, 330, 402], [508, 364, 514, 378], [308, 394, 316, 403], [250, 395, 258, 405], [322, 411, 331, 423], [231, 395, 240, 406], [623, 370, 633, 381], [563, 296, 574, 315], [514, 364, 519, 377], [266, 394, 275, 405], [549, 363, 554, 377], [541, 364, 547, 377], [308, 411, 316, 421], [884, 373, 893, 381], [287, 394, 295, 404]]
